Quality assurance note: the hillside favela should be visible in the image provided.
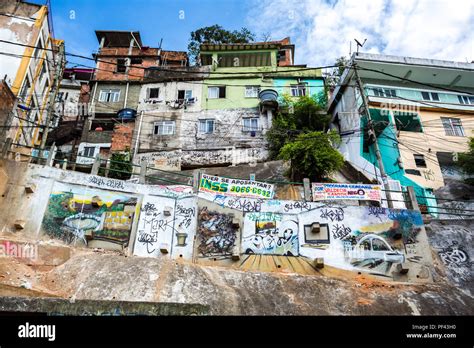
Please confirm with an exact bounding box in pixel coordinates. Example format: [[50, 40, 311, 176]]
[[0, 0, 472, 345]]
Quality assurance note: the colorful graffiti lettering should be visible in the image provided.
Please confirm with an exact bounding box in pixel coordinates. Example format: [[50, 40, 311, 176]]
[[246, 212, 282, 222], [197, 208, 237, 258]]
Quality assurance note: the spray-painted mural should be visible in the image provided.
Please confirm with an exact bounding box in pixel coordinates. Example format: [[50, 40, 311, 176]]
[[199, 191, 429, 277], [42, 182, 138, 246], [242, 213, 299, 256], [197, 207, 238, 259]]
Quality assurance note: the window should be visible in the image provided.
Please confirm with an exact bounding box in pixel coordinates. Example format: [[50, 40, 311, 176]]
[[291, 84, 307, 97], [116, 58, 127, 73], [199, 119, 215, 134], [130, 57, 143, 65], [405, 169, 421, 176], [83, 146, 95, 158], [458, 95, 474, 105], [154, 121, 175, 135], [414, 154, 427, 168], [421, 91, 439, 101], [19, 76, 31, 101], [277, 50, 287, 62], [40, 63, 47, 82], [178, 90, 193, 100], [441, 117, 465, 136], [147, 88, 160, 99], [393, 112, 422, 132], [243, 117, 259, 132], [34, 37, 43, 60], [208, 86, 225, 99], [245, 86, 260, 98], [29, 98, 36, 120], [373, 88, 396, 98], [98, 89, 120, 102], [185, 90, 193, 100]]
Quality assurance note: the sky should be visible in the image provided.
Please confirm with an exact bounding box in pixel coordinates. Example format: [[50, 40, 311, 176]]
[[32, 0, 474, 68]]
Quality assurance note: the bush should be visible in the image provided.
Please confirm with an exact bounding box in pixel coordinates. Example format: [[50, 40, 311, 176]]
[[279, 131, 344, 181]]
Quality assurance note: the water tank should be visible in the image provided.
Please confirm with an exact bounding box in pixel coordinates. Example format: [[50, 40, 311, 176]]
[[258, 89, 278, 102], [117, 108, 137, 119]]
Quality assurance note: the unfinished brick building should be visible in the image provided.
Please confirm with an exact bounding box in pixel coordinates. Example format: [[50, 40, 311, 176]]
[[77, 30, 188, 166]]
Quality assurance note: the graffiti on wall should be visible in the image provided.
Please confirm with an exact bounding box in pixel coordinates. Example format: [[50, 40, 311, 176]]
[[242, 217, 298, 256], [134, 198, 177, 256], [336, 208, 423, 275], [437, 241, 471, 282], [135, 151, 181, 171], [137, 148, 268, 170], [197, 207, 237, 259], [211, 194, 263, 213], [42, 182, 137, 246]]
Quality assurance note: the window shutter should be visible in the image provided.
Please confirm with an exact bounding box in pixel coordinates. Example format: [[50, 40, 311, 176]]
[[146, 88, 150, 99]]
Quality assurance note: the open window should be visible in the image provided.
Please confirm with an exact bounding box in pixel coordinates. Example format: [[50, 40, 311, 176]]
[[116, 58, 127, 73], [414, 154, 427, 168], [208, 86, 225, 99], [393, 111, 423, 132]]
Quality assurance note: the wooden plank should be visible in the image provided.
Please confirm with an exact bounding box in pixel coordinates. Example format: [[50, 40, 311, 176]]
[[295, 257, 319, 275], [257, 255, 273, 273], [277, 256, 294, 273], [239, 255, 257, 271]]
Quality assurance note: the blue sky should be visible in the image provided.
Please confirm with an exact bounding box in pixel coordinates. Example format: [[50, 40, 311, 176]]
[[34, 0, 260, 68], [32, 0, 474, 68]]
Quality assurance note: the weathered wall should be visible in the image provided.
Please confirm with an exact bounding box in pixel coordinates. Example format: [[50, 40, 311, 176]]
[[135, 147, 268, 171], [198, 191, 433, 281], [0, 160, 434, 281], [425, 219, 473, 297]]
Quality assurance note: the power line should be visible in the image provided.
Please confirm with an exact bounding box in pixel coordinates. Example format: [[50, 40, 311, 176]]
[[356, 65, 474, 96], [0, 39, 334, 76]]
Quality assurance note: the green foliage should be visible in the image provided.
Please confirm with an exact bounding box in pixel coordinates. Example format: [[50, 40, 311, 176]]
[[458, 137, 474, 178], [266, 94, 330, 159], [279, 131, 344, 181], [107, 151, 133, 180], [188, 25, 256, 65], [324, 56, 350, 88]]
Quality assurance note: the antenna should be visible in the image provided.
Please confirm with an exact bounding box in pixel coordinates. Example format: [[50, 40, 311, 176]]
[[354, 38, 367, 54]]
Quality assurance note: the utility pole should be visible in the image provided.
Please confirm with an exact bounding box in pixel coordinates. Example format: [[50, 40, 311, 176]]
[[39, 41, 65, 163], [353, 63, 393, 208]]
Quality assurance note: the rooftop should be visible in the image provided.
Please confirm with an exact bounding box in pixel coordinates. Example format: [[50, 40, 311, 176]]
[[95, 30, 143, 47]]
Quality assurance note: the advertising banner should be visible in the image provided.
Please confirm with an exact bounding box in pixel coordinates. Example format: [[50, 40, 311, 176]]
[[311, 183, 382, 202], [199, 174, 274, 199]]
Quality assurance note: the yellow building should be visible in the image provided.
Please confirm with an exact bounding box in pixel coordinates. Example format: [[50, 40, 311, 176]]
[[0, 1, 64, 147]]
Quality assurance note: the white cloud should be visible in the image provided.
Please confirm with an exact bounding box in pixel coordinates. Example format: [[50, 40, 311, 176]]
[[245, 0, 474, 67]]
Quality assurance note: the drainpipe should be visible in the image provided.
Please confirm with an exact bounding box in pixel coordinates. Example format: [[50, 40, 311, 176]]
[[124, 82, 129, 108], [133, 110, 144, 160]]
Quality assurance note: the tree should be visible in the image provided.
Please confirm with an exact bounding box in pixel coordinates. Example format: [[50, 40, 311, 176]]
[[458, 137, 474, 184], [279, 131, 344, 181], [266, 93, 343, 181], [108, 152, 133, 180], [266, 93, 330, 159], [188, 25, 256, 65], [324, 56, 350, 89]]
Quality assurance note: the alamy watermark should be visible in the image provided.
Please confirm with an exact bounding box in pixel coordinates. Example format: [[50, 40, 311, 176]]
[[0, 241, 38, 260]]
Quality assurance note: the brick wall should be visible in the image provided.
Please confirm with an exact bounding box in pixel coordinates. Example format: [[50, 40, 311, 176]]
[[94, 47, 160, 81], [111, 123, 135, 152], [0, 81, 16, 142]]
